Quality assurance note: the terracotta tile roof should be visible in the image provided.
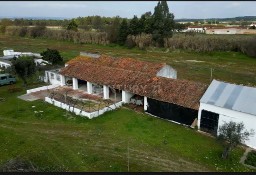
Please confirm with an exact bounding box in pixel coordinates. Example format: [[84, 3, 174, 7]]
[[60, 56, 207, 110], [66, 55, 166, 76]]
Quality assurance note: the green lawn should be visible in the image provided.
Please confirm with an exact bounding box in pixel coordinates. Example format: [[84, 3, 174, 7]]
[[0, 34, 256, 86], [0, 81, 255, 172]]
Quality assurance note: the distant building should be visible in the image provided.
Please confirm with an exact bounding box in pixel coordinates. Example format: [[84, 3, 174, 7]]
[[0, 50, 50, 69]]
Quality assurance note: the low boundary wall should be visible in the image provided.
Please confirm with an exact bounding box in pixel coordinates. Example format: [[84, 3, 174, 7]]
[[45, 97, 123, 119]]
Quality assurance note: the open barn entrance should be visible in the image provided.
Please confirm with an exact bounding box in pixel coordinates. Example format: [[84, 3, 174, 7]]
[[109, 88, 122, 102], [146, 98, 197, 126], [78, 79, 87, 92], [200, 110, 219, 135]]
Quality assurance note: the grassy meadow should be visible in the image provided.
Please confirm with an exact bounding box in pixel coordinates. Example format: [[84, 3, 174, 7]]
[[0, 34, 256, 172], [0, 82, 254, 172], [0, 34, 256, 86]]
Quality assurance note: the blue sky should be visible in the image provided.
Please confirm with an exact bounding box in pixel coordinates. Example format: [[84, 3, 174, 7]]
[[0, 1, 255, 19]]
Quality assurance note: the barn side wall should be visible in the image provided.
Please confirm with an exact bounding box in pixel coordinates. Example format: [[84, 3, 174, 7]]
[[198, 103, 256, 149], [147, 98, 197, 126]]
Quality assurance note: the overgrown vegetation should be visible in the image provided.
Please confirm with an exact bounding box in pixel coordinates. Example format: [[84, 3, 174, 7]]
[[11, 56, 36, 86], [244, 151, 256, 167], [41, 48, 63, 65], [217, 121, 255, 159]]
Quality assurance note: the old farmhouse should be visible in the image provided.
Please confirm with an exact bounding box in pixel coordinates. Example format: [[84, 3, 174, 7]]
[[44, 55, 207, 126]]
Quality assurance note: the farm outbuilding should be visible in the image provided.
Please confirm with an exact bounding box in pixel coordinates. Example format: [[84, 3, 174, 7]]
[[56, 55, 207, 124], [198, 79, 256, 149]]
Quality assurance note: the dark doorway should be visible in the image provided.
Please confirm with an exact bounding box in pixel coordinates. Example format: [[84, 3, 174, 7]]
[[200, 110, 219, 135], [147, 98, 197, 126]]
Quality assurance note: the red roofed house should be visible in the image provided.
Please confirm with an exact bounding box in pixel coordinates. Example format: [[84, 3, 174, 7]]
[[46, 54, 207, 126]]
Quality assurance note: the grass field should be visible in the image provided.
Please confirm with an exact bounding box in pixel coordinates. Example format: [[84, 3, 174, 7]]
[[0, 34, 256, 86], [0, 34, 256, 172], [0, 82, 255, 172]]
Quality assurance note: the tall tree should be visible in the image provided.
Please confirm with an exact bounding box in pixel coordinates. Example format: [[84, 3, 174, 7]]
[[41, 48, 63, 65], [11, 56, 36, 86], [67, 19, 78, 31], [117, 19, 129, 45], [128, 15, 140, 35], [107, 16, 121, 43], [217, 121, 254, 159], [152, 1, 175, 47]]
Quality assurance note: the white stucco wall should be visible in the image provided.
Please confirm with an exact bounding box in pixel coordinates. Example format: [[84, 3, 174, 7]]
[[0, 62, 11, 69], [72, 78, 78, 90], [45, 71, 62, 86], [87, 82, 93, 94], [45, 97, 123, 119], [122, 90, 134, 103], [198, 103, 256, 149], [144, 96, 148, 111], [103, 85, 109, 99], [157, 65, 177, 79]]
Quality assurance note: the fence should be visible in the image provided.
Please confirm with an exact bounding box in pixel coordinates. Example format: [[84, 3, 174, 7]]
[[26, 84, 59, 94], [45, 97, 123, 119]]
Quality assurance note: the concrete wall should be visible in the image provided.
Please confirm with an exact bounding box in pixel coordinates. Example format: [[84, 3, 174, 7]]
[[27, 84, 59, 94], [157, 65, 177, 79], [144, 96, 148, 111], [45, 71, 62, 86], [103, 85, 109, 99], [198, 103, 256, 149], [72, 78, 78, 90], [0, 62, 11, 69], [45, 97, 123, 119], [122, 90, 134, 103]]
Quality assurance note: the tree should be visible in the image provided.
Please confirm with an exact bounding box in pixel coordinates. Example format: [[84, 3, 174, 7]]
[[151, 1, 175, 47], [11, 56, 36, 86], [117, 19, 129, 45], [107, 16, 121, 43], [128, 15, 140, 35], [67, 19, 78, 31], [41, 48, 63, 65], [142, 12, 153, 34], [217, 121, 254, 159]]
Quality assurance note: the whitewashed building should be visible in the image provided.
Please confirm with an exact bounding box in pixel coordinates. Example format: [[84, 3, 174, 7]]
[[198, 79, 256, 149]]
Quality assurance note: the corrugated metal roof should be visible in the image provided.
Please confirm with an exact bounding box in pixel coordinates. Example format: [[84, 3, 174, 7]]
[[200, 79, 256, 116]]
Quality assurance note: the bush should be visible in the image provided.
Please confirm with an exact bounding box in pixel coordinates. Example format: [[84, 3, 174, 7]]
[[19, 27, 28, 37], [7, 85, 23, 93], [244, 150, 256, 167], [240, 37, 256, 58]]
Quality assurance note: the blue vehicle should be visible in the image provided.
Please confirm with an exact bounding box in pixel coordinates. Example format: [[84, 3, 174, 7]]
[[0, 74, 16, 86]]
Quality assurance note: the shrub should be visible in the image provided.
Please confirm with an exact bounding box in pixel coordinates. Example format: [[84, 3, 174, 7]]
[[240, 37, 256, 58], [244, 150, 256, 167], [7, 85, 23, 93]]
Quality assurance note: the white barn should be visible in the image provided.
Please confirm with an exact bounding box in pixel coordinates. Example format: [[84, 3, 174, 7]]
[[198, 79, 256, 149]]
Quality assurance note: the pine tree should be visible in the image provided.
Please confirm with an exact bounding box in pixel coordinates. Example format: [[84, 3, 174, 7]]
[[128, 15, 140, 35], [117, 19, 129, 45], [67, 19, 78, 32], [152, 1, 175, 47]]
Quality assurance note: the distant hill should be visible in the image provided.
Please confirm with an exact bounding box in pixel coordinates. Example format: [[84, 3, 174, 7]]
[[175, 16, 256, 22], [0, 16, 70, 20]]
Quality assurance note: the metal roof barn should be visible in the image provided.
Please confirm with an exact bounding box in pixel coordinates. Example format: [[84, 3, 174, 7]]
[[200, 79, 256, 116], [198, 79, 256, 149]]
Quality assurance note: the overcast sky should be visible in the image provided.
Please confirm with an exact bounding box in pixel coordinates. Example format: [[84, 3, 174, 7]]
[[0, 1, 255, 19]]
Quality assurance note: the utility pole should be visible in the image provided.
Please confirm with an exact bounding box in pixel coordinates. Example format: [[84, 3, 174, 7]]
[[127, 141, 130, 172], [210, 68, 213, 82]]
